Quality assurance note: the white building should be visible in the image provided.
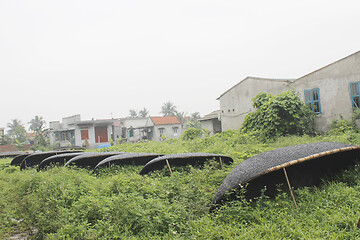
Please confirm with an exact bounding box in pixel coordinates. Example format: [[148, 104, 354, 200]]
[[218, 51, 360, 131]]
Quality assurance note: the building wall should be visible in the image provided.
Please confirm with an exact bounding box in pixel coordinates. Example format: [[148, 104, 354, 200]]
[[75, 127, 95, 147], [218, 51, 360, 132], [74, 125, 112, 148], [291, 52, 360, 131], [201, 119, 222, 135], [219, 77, 290, 131], [153, 124, 182, 141]]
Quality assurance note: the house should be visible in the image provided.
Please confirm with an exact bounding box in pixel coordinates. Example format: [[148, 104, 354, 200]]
[[47, 115, 121, 148], [145, 116, 183, 141], [119, 117, 150, 142], [218, 77, 293, 131], [75, 118, 121, 148], [199, 110, 222, 135], [218, 51, 360, 131], [48, 115, 80, 147]]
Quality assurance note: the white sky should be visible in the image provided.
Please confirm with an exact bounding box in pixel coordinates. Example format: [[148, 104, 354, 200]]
[[1, 0, 360, 130]]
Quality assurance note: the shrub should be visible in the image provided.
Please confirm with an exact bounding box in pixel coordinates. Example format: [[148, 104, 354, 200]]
[[181, 128, 206, 141], [242, 90, 316, 139]]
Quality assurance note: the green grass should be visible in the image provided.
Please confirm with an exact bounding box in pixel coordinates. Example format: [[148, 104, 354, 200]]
[[1, 131, 360, 239]]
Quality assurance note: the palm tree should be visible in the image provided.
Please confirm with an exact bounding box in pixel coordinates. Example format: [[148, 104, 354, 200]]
[[139, 108, 149, 117], [7, 119, 23, 136], [190, 112, 201, 121], [161, 101, 177, 116], [7, 119, 27, 143], [129, 109, 138, 118], [28, 116, 46, 146], [176, 111, 186, 124]]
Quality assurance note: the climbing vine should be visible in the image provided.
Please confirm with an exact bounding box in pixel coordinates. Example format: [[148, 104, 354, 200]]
[[241, 90, 315, 139]]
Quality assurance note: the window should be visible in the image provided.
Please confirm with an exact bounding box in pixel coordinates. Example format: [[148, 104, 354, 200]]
[[350, 82, 360, 108], [159, 128, 164, 136], [173, 127, 178, 137], [128, 128, 134, 138], [304, 88, 321, 114]]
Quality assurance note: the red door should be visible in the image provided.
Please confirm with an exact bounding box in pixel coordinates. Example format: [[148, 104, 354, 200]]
[[95, 126, 108, 143]]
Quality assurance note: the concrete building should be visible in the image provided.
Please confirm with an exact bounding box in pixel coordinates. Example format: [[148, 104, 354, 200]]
[[145, 116, 183, 141], [218, 77, 293, 131], [199, 110, 222, 135], [75, 119, 121, 148], [119, 117, 150, 142], [218, 51, 360, 132], [48, 115, 80, 147], [48, 115, 121, 148]]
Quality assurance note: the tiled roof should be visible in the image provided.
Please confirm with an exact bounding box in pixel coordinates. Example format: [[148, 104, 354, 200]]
[[151, 116, 180, 125]]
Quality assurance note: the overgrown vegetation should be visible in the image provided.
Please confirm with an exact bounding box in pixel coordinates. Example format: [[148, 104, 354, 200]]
[[242, 91, 316, 140], [2, 125, 360, 239]]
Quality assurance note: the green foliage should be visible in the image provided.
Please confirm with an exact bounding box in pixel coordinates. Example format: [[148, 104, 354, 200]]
[[181, 127, 204, 140], [242, 90, 316, 140], [161, 101, 177, 117], [1, 132, 360, 239], [129, 109, 138, 118], [7, 119, 27, 144], [0, 134, 12, 145], [330, 116, 356, 134], [28, 116, 47, 146], [138, 108, 149, 117]]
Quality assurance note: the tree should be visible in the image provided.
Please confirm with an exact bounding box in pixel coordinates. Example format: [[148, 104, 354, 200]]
[[176, 111, 187, 125], [187, 112, 201, 129], [241, 91, 315, 139], [0, 134, 11, 145], [161, 101, 177, 117], [7, 119, 27, 144], [129, 109, 138, 118], [190, 112, 201, 122], [28, 115, 46, 146], [139, 108, 149, 117]]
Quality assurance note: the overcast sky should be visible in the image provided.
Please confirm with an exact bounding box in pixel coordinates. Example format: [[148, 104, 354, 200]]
[[1, 0, 360, 130]]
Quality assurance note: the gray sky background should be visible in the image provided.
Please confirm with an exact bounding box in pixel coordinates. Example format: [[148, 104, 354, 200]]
[[1, 0, 360, 131]]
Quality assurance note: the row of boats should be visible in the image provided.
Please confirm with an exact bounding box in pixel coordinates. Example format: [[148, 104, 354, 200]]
[[6, 150, 233, 175], [3, 142, 358, 208]]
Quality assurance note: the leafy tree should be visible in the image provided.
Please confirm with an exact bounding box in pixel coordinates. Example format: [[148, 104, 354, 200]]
[[176, 111, 187, 125], [190, 112, 201, 121], [188, 120, 202, 129], [28, 115, 46, 146], [241, 90, 315, 139], [187, 112, 201, 129], [139, 108, 149, 117], [161, 101, 177, 116], [181, 127, 208, 140], [7, 119, 27, 144], [129, 109, 138, 118], [0, 134, 11, 145]]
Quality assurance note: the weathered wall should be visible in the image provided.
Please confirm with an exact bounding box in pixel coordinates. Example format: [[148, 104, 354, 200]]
[[219, 77, 291, 131], [218, 51, 360, 132], [201, 119, 222, 135], [292, 52, 360, 131], [0, 144, 31, 153], [153, 124, 182, 141]]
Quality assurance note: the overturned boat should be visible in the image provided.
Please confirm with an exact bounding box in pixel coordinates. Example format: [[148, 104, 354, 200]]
[[10, 153, 30, 166], [139, 153, 233, 175], [212, 142, 360, 208], [37, 152, 86, 171], [64, 152, 125, 169], [93, 153, 163, 172], [20, 151, 82, 170]]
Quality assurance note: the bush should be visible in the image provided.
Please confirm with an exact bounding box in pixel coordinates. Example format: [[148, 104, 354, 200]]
[[181, 128, 206, 141], [242, 90, 316, 139]]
